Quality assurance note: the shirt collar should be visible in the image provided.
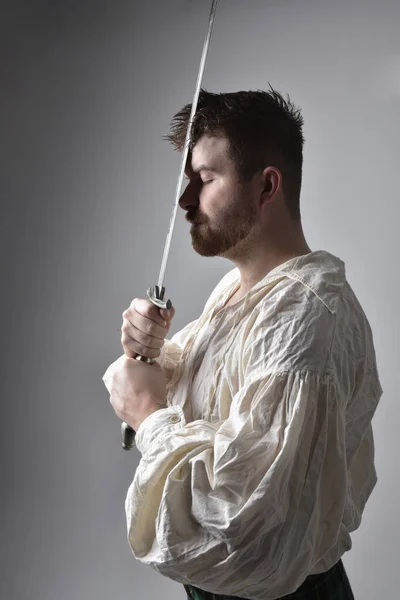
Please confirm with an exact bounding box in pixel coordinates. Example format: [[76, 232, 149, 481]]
[[261, 250, 346, 315], [222, 250, 346, 316]]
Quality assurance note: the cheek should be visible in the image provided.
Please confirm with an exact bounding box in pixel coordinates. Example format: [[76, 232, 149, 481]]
[[199, 180, 229, 207]]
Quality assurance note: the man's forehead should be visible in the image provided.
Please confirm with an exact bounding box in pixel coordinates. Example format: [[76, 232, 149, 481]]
[[188, 134, 230, 172]]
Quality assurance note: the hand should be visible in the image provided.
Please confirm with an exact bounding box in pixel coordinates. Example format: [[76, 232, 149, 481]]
[[109, 355, 168, 431], [121, 298, 175, 359]]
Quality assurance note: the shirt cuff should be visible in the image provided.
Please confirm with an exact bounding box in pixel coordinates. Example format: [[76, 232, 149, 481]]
[[135, 405, 186, 455]]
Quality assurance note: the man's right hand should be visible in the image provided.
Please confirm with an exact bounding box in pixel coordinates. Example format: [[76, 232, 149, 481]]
[[121, 298, 175, 360]]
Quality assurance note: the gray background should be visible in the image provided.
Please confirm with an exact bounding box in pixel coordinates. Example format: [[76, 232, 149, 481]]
[[1, 0, 398, 599]]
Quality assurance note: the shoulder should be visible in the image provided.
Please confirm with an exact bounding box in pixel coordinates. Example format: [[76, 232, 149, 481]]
[[242, 277, 338, 375]]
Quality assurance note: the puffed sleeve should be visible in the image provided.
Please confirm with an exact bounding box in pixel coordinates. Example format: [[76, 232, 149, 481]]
[[157, 267, 239, 382], [125, 369, 349, 599], [157, 319, 198, 383]]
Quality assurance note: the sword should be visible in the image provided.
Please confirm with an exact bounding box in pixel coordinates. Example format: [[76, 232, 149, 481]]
[[121, 0, 219, 450]]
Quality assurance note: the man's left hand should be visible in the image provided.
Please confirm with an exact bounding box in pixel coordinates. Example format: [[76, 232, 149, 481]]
[[109, 356, 168, 431]]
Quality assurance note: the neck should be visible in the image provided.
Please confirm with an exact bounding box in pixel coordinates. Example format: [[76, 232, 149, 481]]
[[224, 220, 312, 296]]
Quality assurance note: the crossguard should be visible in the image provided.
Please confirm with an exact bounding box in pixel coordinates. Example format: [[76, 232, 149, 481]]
[[147, 284, 172, 310], [120, 284, 172, 450]]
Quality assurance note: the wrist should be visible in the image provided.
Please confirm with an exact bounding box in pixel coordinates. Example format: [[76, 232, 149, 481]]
[[131, 396, 167, 431]]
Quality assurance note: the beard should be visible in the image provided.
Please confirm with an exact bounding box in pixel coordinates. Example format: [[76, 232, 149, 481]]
[[186, 198, 257, 257]]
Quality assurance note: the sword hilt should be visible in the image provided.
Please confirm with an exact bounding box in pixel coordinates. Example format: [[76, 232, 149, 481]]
[[121, 285, 172, 450]]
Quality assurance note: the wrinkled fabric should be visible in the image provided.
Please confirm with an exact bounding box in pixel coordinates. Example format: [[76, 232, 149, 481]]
[[103, 250, 383, 600], [184, 558, 354, 599]]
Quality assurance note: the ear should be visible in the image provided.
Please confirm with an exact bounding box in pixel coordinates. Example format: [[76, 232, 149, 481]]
[[259, 166, 282, 206]]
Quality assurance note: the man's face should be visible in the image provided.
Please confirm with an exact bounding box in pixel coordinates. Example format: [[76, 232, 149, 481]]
[[179, 134, 259, 258]]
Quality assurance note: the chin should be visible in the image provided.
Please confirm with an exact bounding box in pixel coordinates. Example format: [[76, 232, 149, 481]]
[[192, 244, 219, 257], [191, 239, 234, 258], [190, 226, 236, 257]]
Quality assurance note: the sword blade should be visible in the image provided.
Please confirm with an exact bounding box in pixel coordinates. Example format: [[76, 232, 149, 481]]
[[157, 0, 219, 292]]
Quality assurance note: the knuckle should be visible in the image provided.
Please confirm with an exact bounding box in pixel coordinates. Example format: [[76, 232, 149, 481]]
[[121, 335, 131, 349], [142, 332, 152, 346], [122, 343, 133, 357], [122, 312, 132, 326], [145, 321, 155, 336], [123, 338, 135, 351], [134, 298, 148, 312], [152, 337, 162, 349], [148, 303, 159, 317], [136, 344, 147, 357], [148, 320, 162, 337], [121, 340, 130, 353]]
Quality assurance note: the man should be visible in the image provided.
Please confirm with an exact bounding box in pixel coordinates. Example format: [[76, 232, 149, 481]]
[[103, 87, 383, 599]]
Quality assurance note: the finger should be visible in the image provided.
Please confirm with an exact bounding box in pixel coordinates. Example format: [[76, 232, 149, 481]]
[[131, 298, 167, 328], [121, 338, 161, 360], [123, 313, 167, 340], [121, 324, 164, 350]]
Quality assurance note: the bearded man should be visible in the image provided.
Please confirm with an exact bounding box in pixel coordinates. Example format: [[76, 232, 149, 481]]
[[104, 87, 382, 600]]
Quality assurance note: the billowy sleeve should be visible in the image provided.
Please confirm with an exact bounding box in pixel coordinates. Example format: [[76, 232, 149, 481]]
[[157, 319, 198, 384], [125, 369, 349, 599]]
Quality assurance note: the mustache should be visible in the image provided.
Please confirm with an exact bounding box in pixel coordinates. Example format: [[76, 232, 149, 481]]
[[185, 209, 207, 225]]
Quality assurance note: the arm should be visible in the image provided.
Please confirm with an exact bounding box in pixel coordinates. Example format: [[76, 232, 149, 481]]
[[125, 369, 348, 598]]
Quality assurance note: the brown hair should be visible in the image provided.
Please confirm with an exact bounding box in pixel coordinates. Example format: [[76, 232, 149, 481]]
[[165, 85, 305, 220]]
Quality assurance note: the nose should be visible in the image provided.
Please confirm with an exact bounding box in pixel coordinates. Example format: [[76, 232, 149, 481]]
[[179, 179, 200, 212]]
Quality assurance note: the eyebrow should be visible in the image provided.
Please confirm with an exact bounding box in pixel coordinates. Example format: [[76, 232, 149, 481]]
[[193, 164, 219, 173], [185, 164, 219, 178]]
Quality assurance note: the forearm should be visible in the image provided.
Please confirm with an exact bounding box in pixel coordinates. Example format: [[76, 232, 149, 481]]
[[125, 371, 348, 599]]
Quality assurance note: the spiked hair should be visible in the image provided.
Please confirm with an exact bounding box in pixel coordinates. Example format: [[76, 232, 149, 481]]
[[165, 85, 305, 220]]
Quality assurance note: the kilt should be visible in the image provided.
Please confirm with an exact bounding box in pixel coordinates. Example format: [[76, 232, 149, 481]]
[[183, 558, 354, 600]]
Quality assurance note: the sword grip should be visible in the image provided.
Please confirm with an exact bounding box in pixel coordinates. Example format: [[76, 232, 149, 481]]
[[120, 285, 172, 451]]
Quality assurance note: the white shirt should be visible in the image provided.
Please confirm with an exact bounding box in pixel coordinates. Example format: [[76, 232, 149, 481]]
[[103, 250, 383, 599]]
